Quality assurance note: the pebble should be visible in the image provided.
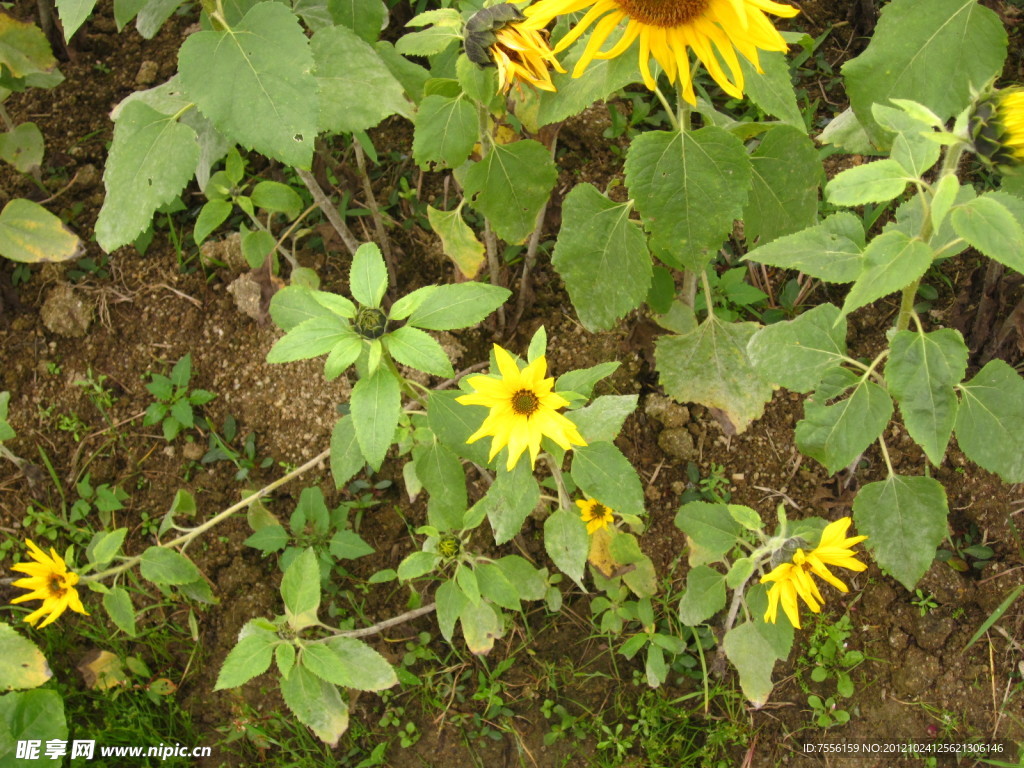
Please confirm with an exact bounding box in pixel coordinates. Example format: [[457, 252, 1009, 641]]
[[40, 283, 93, 338], [135, 61, 159, 87], [657, 427, 696, 461]]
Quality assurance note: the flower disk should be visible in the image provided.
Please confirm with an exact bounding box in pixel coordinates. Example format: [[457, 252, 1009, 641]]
[[760, 517, 867, 629], [457, 344, 586, 471], [10, 539, 89, 628], [577, 497, 614, 534], [521, 0, 798, 103]]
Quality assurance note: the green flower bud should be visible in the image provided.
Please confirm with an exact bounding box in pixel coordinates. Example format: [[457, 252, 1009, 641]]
[[353, 306, 388, 339], [970, 87, 1024, 171]]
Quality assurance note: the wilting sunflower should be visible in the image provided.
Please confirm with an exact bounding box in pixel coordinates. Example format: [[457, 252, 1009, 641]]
[[464, 4, 564, 93], [457, 344, 586, 471], [521, 0, 798, 103], [10, 539, 89, 628], [761, 517, 867, 629], [970, 87, 1024, 170], [577, 497, 614, 534]]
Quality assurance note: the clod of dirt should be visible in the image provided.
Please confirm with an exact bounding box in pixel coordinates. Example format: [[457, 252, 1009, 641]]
[[226, 273, 266, 322], [644, 393, 690, 428], [135, 60, 159, 86], [200, 232, 246, 272], [917, 562, 976, 605], [40, 283, 93, 337], [891, 646, 941, 696], [657, 427, 696, 461], [911, 612, 955, 652]]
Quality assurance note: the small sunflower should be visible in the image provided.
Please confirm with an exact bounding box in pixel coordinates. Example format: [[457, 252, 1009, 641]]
[[760, 517, 867, 629], [521, 0, 798, 103], [465, 4, 564, 94], [457, 344, 586, 471], [10, 540, 89, 628], [970, 87, 1024, 170], [577, 498, 614, 534]]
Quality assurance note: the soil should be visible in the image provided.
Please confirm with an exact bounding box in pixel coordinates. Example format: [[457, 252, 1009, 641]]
[[2, 1, 1024, 767]]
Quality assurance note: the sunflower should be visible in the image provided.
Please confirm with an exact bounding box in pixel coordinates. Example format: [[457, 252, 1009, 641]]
[[760, 517, 867, 629], [970, 87, 1024, 170], [10, 539, 89, 628], [577, 497, 614, 534], [520, 0, 798, 103], [465, 4, 564, 94], [457, 344, 586, 471]]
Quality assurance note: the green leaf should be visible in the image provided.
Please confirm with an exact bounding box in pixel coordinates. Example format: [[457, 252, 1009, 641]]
[[842, 0, 1007, 145], [0, 623, 50, 691], [745, 583, 793, 661], [56, 0, 96, 40], [460, 599, 501, 655], [884, 329, 968, 465], [312, 24, 409, 134], [551, 183, 652, 331], [723, 621, 777, 707], [244, 524, 289, 553], [280, 664, 349, 746], [674, 502, 742, 565], [544, 507, 589, 589], [625, 127, 751, 271], [407, 282, 510, 330], [193, 200, 231, 245], [0, 198, 79, 264], [89, 527, 128, 567], [494, 555, 546, 601], [744, 125, 821, 248], [477, 562, 519, 611], [656, 315, 773, 435], [853, 474, 948, 590], [955, 360, 1024, 483], [678, 566, 726, 626], [215, 627, 276, 689], [554, 361, 619, 399], [456, 564, 480, 606], [251, 181, 302, 220], [747, 303, 847, 393], [139, 546, 200, 585], [740, 50, 803, 127], [102, 587, 137, 637], [950, 194, 1024, 273], [570, 441, 644, 516], [330, 415, 365, 489], [428, 390, 492, 465], [0, 14, 58, 79], [413, 439, 466, 531], [396, 25, 461, 57], [178, 2, 318, 168], [267, 316, 357, 363], [436, 580, 466, 642], [385, 326, 454, 377], [0, 689, 67, 756], [270, 286, 336, 331], [567, 395, 637, 444], [463, 140, 557, 245], [95, 101, 198, 251], [824, 159, 910, 206], [397, 550, 440, 581], [276, 642, 296, 678], [332, 0, 386, 42], [840, 231, 933, 318], [412, 94, 477, 169], [743, 213, 864, 284], [323, 636, 397, 690], [281, 548, 320, 628], [349, 242, 388, 308], [0, 122, 44, 172], [872, 104, 941, 178], [350, 364, 401, 471], [328, 529, 373, 560], [427, 205, 486, 279], [481, 459, 540, 545], [796, 377, 893, 475]]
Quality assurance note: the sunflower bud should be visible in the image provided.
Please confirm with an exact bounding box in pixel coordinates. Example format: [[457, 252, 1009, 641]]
[[438, 534, 461, 560], [464, 3, 563, 93], [970, 87, 1024, 171], [353, 306, 388, 339]]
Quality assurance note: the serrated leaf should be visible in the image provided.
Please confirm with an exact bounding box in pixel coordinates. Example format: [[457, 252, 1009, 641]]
[[480, 459, 539, 545], [349, 242, 388, 308], [413, 439, 466, 531], [89, 528, 127, 567], [796, 379, 893, 475], [747, 303, 847, 393], [744, 212, 864, 284], [950, 194, 1024, 273], [215, 631, 276, 690], [413, 94, 477, 169], [840, 231, 933, 318], [330, 415, 365, 489], [435, 580, 466, 642], [744, 125, 821, 248], [656, 315, 773, 435], [0, 14, 58, 78], [853, 474, 948, 590], [406, 282, 510, 330], [428, 390, 492, 465], [178, 3, 318, 168], [566, 395, 637, 443], [824, 159, 910, 206], [554, 361, 619, 398], [397, 550, 440, 580], [625, 127, 751, 271], [0, 623, 50, 691], [281, 548, 320, 628], [551, 183, 651, 331], [266, 316, 357, 363], [350, 364, 401, 470], [678, 565, 727, 625], [280, 664, 349, 746], [323, 636, 397, 690], [740, 50, 803, 128], [955, 360, 1024, 483], [544, 508, 588, 589], [723, 621, 776, 707], [102, 588, 137, 637], [570, 441, 644, 516], [139, 547, 200, 585], [476, 563, 519, 611], [674, 502, 742, 565], [460, 599, 501, 655], [463, 140, 557, 245], [427, 205, 486, 279], [386, 326, 454, 377]]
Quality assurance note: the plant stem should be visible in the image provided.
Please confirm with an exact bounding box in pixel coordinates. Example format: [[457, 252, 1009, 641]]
[[296, 168, 361, 256], [330, 603, 437, 639], [353, 139, 397, 290], [544, 453, 570, 512], [878, 435, 895, 476], [652, 85, 679, 132]]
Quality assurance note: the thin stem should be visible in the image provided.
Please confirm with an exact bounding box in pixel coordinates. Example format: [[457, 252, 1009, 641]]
[[680, 269, 698, 308], [544, 453, 570, 512], [296, 168, 361, 256], [327, 603, 437, 639], [652, 84, 680, 132], [353, 139, 397, 290], [878, 435, 895, 476]]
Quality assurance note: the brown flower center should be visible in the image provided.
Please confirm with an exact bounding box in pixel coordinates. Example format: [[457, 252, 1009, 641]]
[[511, 389, 540, 417], [592, 503, 610, 520], [49, 575, 67, 598], [615, 0, 710, 27]]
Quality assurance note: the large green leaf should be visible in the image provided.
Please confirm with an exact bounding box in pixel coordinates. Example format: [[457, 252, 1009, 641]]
[[427, 205, 485, 278], [463, 139, 557, 245], [950, 194, 1024, 274], [673, 501, 742, 565], [280, 663, 349, 746], [743, 125, 821, 248], [406, 282, 510, 330], [349, 241, 388, 308], [544, 508, 588, 590], [0, 199, 80, 263], [570, 442, 645, 516], [824, 159, 910, 207], [428, 390, 492, 465], [330, 415, 365, 489], [656, 315, 773, 435], [740, 50, 803, 128], [840, 231, 933, 318], [312, 24, 408, 134], [95, 101, 198, 251], [853, 474, 948, 590], [723, 622, 776, 707], [744, 212, 863, 284], [215, 624, 276, 689], [884, 329, 968, 465], [412, 93, 477, 169], [178, 2, 318, 168], [550, 183, 651, 331], [139, 546, 200, 585], [678, 566, 726, 626], [0, 14, 58, 78], [385, 325, 454, 377], [955, 360, 1024, 483], [281, 548, 320, 628], [0, 623, 50, 691], [413, 439, 466, 531], [747, 303, 847, 393], [625, 127, 751, 271], [481, 459, 540, 545], [796, 377, 893, 475], [842, 0, 1007, 145], [266, 316, 357, 363], [303, 637, 397, 691], [566, 395, 637, 444], [0, 689, 67, 762], [350, 364, 401, 470]]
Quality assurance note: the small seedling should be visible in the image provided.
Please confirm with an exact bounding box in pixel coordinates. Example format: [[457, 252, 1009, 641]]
[[143, 354, 216, 441], [911, 589, 939, 616]]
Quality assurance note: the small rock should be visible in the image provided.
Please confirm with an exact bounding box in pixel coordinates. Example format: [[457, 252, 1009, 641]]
[[644, 393, 689, 428], [657, 427, 695, 461], [40, 283, 93, 338], [135, 60, 159, 87], [73, 164, 100, 190], [226, 273, 264, 322], [182, 442, 205, 461]]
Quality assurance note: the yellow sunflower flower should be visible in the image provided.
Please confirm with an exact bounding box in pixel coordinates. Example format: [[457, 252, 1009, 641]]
[[577, 497, 614, 533], [760, 517, 867, 629], [971, 87, 1024, 170], [465, 4, 564, 94], [521, 0, 798, 103], [10, 539, 89, 628], [456, 344, 586, 471]]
